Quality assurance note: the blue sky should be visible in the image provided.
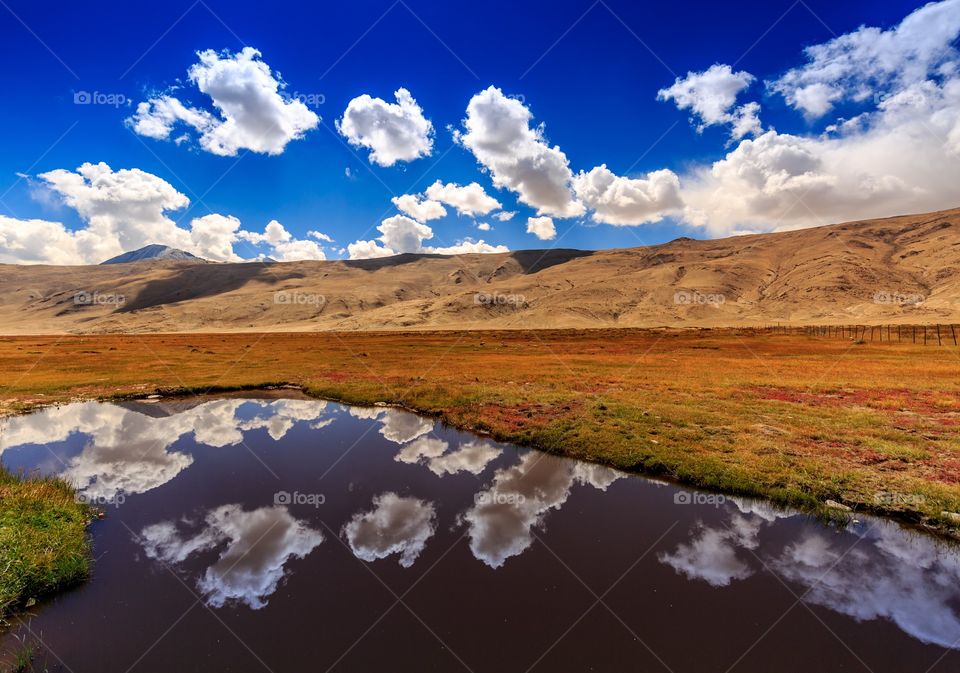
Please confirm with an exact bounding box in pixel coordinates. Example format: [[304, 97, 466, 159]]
[[1, 0, 956, 263]]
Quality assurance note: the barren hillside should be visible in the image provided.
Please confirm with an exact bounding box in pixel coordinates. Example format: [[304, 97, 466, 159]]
[[1, 208, 959, 333]]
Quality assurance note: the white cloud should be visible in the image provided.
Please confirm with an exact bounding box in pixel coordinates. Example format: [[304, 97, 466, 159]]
[[658, 63, 761, 138], [337, 88, 433, 167], [674, 1, 960, 235], [129, 47, 319, 156], [346, 213, 508, 259], [391, 193, 447, 221], [573, 165, 683, 225], [308, 230, 334, 243], [342, 492, 436, 567], [476, 222, 491, 231], [238, 219, 327, 261], [189, 214, 243, 262], [767, 0, 960, 118], [347, 239, 395, 259], [493, 211, 515, 222], [0, 216, 86, 265], [525, 216, 556, 240], [1, 163, 328, 264], [428, 239, 509, 255], [424, 180, 502, 217], [376, 214, 435, 254], [455, 86, 585, 218]]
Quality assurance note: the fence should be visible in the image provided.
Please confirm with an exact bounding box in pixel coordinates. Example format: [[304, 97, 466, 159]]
[[745, 324, 960, 346]]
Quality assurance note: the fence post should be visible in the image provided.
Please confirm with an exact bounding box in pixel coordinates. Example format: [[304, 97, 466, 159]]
[[937, 324, 942, 346], [952, 324, 958, 346]]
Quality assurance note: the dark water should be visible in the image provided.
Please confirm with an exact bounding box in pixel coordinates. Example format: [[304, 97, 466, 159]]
[[1, 393, 959, 672]]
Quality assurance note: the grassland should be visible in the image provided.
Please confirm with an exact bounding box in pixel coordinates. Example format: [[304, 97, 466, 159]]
[[0, 467, 91, 622], [1, 329, 959, 538]]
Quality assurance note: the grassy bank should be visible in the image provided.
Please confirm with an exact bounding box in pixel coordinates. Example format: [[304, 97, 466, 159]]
[[0, 467, 91, 621], [1, 329, 959, 537]]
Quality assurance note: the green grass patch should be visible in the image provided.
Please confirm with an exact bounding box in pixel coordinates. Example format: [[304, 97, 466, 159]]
[[0, 467, 92, 621]]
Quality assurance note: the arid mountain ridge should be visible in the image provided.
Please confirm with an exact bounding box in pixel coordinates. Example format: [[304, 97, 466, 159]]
[[2, 208, 959, 333]]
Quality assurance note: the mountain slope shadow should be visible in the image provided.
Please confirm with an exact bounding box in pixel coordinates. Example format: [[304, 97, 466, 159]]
[[117, 263, 294, 312]]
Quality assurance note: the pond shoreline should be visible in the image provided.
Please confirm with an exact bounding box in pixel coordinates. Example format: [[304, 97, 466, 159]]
[[4, 382, 958, 545]]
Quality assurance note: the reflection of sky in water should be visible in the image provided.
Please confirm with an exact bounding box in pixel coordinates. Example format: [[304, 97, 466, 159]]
[[140, 504, 323, 609], [0, 399, 333, 499], [659, 498, 960, 649], [2, 396, 960, 651], [342, 492, 436, 567]]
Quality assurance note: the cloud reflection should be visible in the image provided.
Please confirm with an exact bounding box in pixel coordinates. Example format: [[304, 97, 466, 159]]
[[140, 504, 324, 609], [342, 492, 437, 567], [462, 453, 623, 568], [659, 499, 960, 649], [0, 398, 332, 500]]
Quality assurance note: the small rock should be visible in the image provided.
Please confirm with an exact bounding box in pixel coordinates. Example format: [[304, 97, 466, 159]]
[[825, 499, 851, 512], [942, 511, 960, 524], [146, 394, 161, 400], [25, 597, 36, 608], [374, 401, 388, 407]]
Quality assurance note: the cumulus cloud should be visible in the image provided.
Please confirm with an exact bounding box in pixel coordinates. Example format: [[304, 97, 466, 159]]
[[476, 222, 491, 231], [337, 88, 433, 167], [573, 165, 683, 225], [455, 86, 585, 218], [767, 0, 960, 118], [658, 63, 762, 139], [0, 163, 331, 264], [391, 193, 447, 221], [342, 492, 436, 567], [128, 47, 319, 156], [493, 211, 515, 222], [238, 219, 326, 261], [525, 216, 556, 240], [346, 213, 508, 259], [424, 180, 502, 217], [671, 1, 960, 235]]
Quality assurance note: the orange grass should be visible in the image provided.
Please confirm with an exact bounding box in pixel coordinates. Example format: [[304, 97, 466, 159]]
[[1, 329, 959, 536]]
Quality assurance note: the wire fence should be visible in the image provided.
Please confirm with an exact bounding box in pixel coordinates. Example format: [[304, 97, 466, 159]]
[[743, 324, 960, 346]]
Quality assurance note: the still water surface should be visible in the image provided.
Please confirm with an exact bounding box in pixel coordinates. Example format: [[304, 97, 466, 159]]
[[1, 393, 959, 672]]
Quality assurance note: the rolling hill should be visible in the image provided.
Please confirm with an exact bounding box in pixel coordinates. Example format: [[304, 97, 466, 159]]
[[1, 208, 959, 334]]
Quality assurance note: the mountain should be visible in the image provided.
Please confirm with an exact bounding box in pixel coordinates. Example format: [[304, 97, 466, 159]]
[[101, 244, 206, 265], [2, 208, 959, 334]]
